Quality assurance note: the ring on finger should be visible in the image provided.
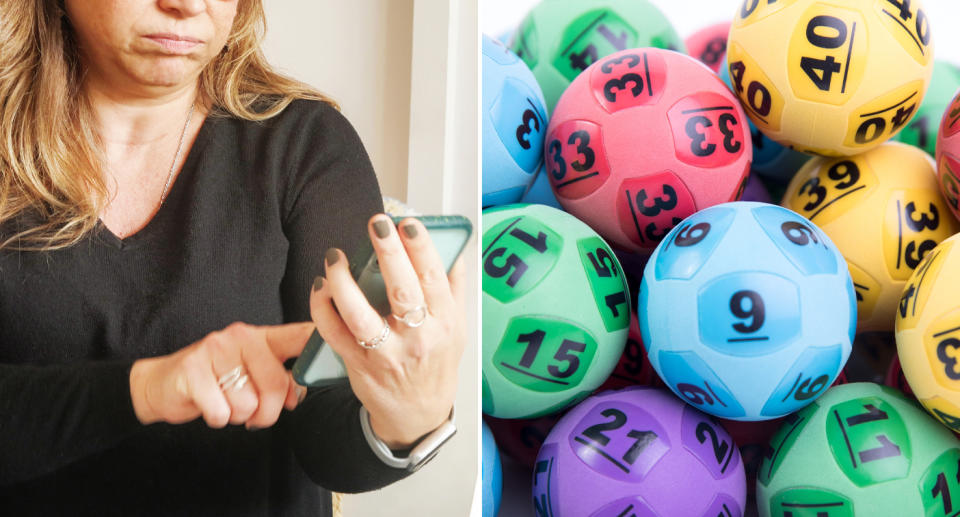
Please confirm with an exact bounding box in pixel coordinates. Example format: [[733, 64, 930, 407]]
[[392, 304, 428, 328], [357, 317, 391, 350], [218, 365, 249, 392]]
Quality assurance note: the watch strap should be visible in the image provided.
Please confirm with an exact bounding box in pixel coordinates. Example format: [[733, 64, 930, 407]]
[[359, 405, 457, 472]]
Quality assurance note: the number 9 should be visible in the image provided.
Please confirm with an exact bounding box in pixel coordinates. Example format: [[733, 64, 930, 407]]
[[677, 383, 714, 406]]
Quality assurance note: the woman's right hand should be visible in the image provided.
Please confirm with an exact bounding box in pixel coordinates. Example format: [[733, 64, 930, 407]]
[[129, 321, 315, 429]]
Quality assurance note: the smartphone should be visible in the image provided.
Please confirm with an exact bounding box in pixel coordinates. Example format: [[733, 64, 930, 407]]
[[292, 215, 473, 387]]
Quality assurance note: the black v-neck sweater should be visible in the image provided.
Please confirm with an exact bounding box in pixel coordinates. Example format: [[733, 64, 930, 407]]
[[0, 99, 409, 515]]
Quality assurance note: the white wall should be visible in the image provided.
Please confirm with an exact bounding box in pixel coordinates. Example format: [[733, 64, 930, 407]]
[[263, 1, 414, 201], [262, 1, 479, 515]]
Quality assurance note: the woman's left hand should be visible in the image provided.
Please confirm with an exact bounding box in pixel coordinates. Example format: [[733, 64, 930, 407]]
[[307, 214, 466, 449]]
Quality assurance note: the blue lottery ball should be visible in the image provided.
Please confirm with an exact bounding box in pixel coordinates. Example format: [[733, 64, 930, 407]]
[[639, 202, 856, 421], [719, 60, 810, 184], [482, 420, 503, 517], [482, 35, 547, 207], [519, 165, 562, 209]]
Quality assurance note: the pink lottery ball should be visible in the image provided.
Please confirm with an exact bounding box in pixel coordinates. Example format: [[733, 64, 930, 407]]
[[685, 22, 731, 73], [533, 387, 746, 516], [935, 88, 960, 222], [545, 48, 752, 253]]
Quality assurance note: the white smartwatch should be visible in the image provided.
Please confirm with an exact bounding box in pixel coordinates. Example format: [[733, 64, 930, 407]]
[[359, 406, 457, 472]]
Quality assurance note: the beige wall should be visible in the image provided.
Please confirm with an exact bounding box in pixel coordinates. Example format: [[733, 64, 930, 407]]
[[263, 1, 413, 201], [262, 2, 479, 515]]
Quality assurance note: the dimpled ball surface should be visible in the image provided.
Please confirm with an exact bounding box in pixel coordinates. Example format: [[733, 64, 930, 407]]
[[896, 234, 960, 433], [509, 0, 684, 113], [546, 48, 752, 254], [756, 382, 960, 517], [782, 142, 959, 332], [482, 35, 549, 208], [935, 89, 960, 222], [482, 204, 630, 419], [482, 421, 503, 517], [895, 60, 960, 156], [640, 202, 855, 421], [533, 387, 746, 517], [727, 0, 935, 156]]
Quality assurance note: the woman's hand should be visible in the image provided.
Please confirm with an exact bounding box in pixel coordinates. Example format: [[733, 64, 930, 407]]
[[309, 214, 467, 449], [129, 321, 315, 428]]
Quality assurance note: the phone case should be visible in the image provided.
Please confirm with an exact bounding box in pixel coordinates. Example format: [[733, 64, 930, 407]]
[[292, 215, 473, 387]]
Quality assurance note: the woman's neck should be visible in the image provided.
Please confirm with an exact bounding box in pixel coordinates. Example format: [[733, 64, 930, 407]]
[[84, 76, 202, 148]]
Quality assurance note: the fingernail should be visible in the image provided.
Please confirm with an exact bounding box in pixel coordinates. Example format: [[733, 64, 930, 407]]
[[373, 219, 391, 239], [296, 385, 307, 404], [312, 276, 323, 292], [402, 224, 418, 239], [325, 248, 340, 265], [246, 424, 263, 432]]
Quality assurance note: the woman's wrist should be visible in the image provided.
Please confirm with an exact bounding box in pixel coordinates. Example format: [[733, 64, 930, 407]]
[[129, 357, 161, 425], [367, 406, 452, 450]]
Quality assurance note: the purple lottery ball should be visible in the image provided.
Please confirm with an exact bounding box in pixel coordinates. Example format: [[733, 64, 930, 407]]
[[533, 387, 746, 516], [739, 173, 771, 204]]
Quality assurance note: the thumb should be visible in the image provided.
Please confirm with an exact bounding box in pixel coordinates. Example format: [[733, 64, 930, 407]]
[[263, 321, 316, 361]]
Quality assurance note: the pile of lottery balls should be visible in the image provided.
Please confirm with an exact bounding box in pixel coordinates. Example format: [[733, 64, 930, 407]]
[[481, 0, 960, 516]]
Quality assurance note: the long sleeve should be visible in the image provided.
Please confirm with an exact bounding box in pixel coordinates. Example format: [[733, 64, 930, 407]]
[[273, 101, 411, 492], [0, 360, 143, 485]]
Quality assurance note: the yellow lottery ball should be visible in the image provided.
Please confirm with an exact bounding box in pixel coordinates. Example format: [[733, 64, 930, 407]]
[[896, 234, 960, 433], [727, 0, 934, 156], [782, 142, 959, 331]]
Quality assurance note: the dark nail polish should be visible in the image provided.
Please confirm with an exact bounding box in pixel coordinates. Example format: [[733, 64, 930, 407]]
[[312, 276, 323, 292], [402, 224, 418, 239], [325, 248, 340, 265], [373, 219, 391, 239]]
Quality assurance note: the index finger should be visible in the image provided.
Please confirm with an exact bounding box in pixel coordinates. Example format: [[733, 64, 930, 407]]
[[263, 322, 315, 361]]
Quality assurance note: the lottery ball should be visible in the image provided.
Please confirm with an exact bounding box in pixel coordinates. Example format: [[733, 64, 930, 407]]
[[727, 0, 935, 156], [640, 201, 855, 421], [533, 387, 746, 516], [482, 421, 503, 517], [782, 142, 959, 332], [686, 22, 730, 73], [519, 166, 561, 210], [482, 35, 548, 208], [886, 354, 915, 397], [719, 57, 812, 184], [756, 382, 960, 517], [485, 412, 564, 469], [936, 88, 960, 222], [896, 234, 960, 433], [509, 0, 684, 113], [546, 48, 752, 254], [482, 204, 630, 419], [740, 173, 772, 204], [896, 60, 960, 156], [597, 314, 663, 393]]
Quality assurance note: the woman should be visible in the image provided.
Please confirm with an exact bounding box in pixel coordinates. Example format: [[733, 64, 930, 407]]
[[0, 1, 465, 515]]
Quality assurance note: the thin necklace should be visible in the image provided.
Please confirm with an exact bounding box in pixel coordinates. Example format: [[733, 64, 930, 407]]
[[160, 102, 196, 204], [114, 102, 195, 239]]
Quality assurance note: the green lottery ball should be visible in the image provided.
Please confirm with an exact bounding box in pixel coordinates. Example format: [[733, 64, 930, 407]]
[[508, 0, 684, 113], [482, 204, 630, 419], [895, 61, 960, 156], [757, 382, 960, 517]]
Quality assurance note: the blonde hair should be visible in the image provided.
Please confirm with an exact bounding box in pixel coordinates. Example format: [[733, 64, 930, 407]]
[[0, 0, 335, 251]]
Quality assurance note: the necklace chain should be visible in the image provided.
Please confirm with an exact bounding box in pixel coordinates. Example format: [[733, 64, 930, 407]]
[[160, 102, 195, 205], [113, 102, 194, 240]]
